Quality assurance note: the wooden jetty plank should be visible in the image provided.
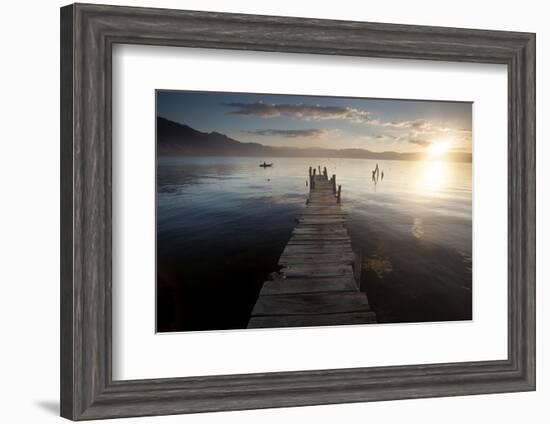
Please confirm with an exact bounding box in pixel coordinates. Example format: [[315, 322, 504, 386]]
[[260, 278, 357, 295], [299, 214, 343, 218], [287, 238, 352, 243], [283, 240, 351, 248], [251, 292, 371, 316], [297, 220, 346, 225], [282, 243, 354, 252], [248, 312, 377, 328], [288, 236, 351, 242], [292, 228, 348, 234], [283, 243, 353, 256], [287, 241, 352, 247], [282, 242, 353, 252], [298, 219, 346, 226], [270, 276, 357, 286], [279, 255, 354, 265], [282, 268, 353, 279], [289, 231, 349, 236], [282, 263, 353, 274], [247, 168, 376, 329], [281, 249, 354, 258]]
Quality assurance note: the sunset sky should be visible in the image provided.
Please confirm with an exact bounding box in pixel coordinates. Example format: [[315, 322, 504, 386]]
[[157, 90, 472, 154]]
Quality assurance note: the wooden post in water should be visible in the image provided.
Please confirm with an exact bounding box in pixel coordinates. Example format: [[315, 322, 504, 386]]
[[337, 185, 342, 203], [318, 165, 321, 175], [332, 174, 336, 194], [312, 168, 316, 189], [323, 167, 327, 178]]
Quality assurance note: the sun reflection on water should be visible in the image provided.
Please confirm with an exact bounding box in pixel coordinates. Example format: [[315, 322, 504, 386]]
[[418, 160, 448, 192]]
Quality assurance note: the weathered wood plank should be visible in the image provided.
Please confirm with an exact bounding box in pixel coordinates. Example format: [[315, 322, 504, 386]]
[[279, 255, 354, 265], [293, 227, 347, 233], [287, 238, 351, 242], [289, 236, 349, 241], [287, 241, 352, 247], [299, 219, 346, 225], [301, 212, 341, 215], [247, 312, 377, 328], [251, 292, 371, 316], [281, 245, 354, 255], [297, 219, 347, 224], [292, 229, 347, 235], [282, 262, 353, 270], [282, 268, 353, 278], [278, 276, 357, 286], [260, 278, 357, 295]]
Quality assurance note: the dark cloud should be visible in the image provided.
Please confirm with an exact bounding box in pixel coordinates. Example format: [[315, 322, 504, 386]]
[[224, 102, 372, 122], [245, 128, 329, 138]]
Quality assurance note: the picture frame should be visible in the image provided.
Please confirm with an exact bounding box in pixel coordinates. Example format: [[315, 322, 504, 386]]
[[60, 3, 535, 420]]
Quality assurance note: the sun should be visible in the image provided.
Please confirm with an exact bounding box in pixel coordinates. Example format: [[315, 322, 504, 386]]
[[426, 139, 451, 157]]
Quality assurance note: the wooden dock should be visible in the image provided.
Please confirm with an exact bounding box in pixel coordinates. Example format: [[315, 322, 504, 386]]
[[247, 166, 376, 329]]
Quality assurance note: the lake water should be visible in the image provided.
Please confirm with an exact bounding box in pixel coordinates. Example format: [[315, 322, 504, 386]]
[[157, 156, 472, 332]]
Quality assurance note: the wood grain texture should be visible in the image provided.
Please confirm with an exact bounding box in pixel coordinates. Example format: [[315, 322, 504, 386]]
[[60, 5, 74, 418], [251, 292, 371, 316], [60, 3, 536, 420], [248, 312, 377, 328], [260, 277, 358, 295]]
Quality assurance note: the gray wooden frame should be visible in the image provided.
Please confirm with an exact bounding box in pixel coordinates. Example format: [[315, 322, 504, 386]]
[[60, 3, 536, 421]]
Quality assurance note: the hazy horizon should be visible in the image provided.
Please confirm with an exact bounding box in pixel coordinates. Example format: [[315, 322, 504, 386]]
[[157, 90, 472, 156]]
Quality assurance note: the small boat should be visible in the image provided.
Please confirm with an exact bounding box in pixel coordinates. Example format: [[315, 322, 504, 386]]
[[259, 162, 273, 168]]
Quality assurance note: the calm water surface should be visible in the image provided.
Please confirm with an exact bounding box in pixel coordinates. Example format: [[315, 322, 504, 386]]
[[157, 156, 472, 332]]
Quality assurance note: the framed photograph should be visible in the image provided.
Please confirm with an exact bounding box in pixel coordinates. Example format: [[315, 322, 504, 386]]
[[60, 3, 535, 420]]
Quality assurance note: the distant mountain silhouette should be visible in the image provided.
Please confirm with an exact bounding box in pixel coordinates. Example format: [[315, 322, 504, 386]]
[[157, 117, 472, 162]]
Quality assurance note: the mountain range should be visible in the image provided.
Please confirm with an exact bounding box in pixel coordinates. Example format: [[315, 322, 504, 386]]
[[157, 117, 472, 163]]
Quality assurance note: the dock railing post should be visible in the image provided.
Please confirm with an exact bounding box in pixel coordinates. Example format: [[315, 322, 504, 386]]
[[323, 167, 327, 178], [332, 174, 336, 194], [318, 165, 321, 175], [312, 168, 316, 189], [337, 185, 342, 203]]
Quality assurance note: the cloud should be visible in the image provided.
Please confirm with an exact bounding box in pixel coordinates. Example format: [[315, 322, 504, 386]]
[[245, 128, 330, 138], [224, 102, 441, 132], [381, 119, 433, 131], [224, 102, 373, 123], [407, 137, 431, 146], [225, 101, 471, 152], [373, 133, 430, 146]]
